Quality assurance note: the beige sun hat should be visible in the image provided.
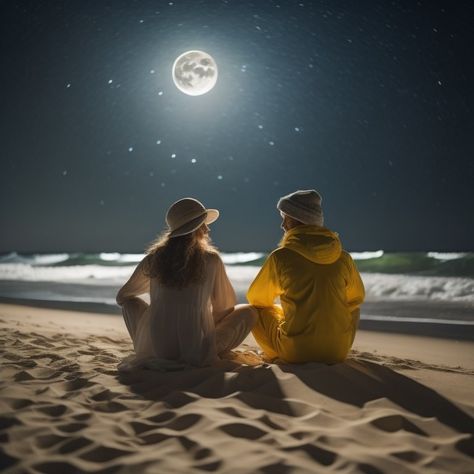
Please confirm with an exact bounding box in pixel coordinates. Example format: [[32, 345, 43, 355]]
[[166, 198, 219, 238]]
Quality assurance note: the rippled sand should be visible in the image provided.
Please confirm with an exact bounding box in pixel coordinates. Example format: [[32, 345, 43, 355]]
[[1, 304, 473, 473]]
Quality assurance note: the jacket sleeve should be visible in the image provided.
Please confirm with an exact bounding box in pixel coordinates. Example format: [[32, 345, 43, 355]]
[[247, 252, 282, 307], [116, 257, 150, 305], [211, 254, 237, 322], [345, 255, 365, 312]]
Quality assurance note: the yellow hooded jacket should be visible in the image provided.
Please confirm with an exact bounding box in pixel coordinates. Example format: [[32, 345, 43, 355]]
[[247, 225, 365, 363]]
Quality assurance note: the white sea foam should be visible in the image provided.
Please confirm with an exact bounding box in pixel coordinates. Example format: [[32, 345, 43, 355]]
[[0, 252, 71, 265], [221, 252, 265, 264], [361, 273, 474, 303], [229, 267, 474, 304], [0, 261, 473, 303], [0, 263, 134, 284], [99, 253, 144, 263], [30, 254, 71, 265], [350, 250, 384, 260], [226, 265, 261, 295], [427, 252, 467, 261]]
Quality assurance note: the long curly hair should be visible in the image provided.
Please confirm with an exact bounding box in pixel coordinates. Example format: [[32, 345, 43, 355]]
[[145, 224, 218, 288]]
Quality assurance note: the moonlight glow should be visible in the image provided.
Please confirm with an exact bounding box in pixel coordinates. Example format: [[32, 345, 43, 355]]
[[172, 50, 218, 96]]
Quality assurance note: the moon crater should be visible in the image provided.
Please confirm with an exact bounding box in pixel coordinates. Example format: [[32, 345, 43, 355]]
[[172, 50, 218, 96]]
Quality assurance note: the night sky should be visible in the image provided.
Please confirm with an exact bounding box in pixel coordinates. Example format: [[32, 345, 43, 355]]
[[1, 0, 473, 253]]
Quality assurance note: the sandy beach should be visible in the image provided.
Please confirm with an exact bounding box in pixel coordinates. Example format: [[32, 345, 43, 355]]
[[1, 303, 473, 473]]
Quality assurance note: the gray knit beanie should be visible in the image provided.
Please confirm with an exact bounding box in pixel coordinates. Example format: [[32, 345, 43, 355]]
[[277, 189, 324, 226]]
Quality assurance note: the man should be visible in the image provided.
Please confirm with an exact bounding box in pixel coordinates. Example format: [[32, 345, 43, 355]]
[[247, 189, 364, 364]]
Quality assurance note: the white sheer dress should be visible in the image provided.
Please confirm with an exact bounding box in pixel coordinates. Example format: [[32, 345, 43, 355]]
[[116, 252, 253, 370]]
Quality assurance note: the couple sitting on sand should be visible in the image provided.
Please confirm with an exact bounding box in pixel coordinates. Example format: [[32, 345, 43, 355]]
[[116, 189, 365, 369]]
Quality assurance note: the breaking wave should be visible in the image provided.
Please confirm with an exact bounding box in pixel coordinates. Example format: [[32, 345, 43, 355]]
[[0, 251, 473, 303]]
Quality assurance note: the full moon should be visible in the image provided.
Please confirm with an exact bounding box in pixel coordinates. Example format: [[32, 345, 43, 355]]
[[172, 50, 218, 96]]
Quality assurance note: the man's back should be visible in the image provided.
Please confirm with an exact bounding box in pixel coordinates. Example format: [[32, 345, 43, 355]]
[[248, 225, 365, 363]]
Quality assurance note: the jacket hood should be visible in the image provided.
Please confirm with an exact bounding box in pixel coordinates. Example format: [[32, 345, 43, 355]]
[[280, 225, 342, 264]]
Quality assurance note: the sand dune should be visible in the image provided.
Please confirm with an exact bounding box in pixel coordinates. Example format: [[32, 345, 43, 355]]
[[1, 304, 473, 473]]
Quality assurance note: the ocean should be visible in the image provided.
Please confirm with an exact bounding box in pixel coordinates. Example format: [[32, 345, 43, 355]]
[[1, 251, 473, 339]]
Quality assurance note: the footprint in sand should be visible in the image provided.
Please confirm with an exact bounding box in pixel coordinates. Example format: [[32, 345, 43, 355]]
[[139, 432, 168, 445], [0, 416, 22, 431], [80, 445, 132, 462], [91, 401, 128, 413], [218, 422, 267, 440], [58, 436, 93, 454], [283, 443, 337, 466], [145, 411, 175, 424], [35, 434, 69, 449], [130, 421, 156, 435], [370, 414, 427, 436], [56, 422, 87, 434], [163, 413, 202, 431], [36, 404, 69, 417], [62, 378, 94, 391]]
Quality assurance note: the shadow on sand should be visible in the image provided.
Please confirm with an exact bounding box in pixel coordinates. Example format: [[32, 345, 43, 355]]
[[118, 357, 474, 470]]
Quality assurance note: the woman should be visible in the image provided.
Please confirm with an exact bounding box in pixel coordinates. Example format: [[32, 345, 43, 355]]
[[116, 197, 257, 369]]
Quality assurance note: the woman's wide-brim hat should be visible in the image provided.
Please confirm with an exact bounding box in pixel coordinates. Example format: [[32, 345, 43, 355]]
[[166, 198, 219, 238]]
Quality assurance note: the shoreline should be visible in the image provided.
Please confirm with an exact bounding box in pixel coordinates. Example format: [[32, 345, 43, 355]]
[[1, 295, 473, 341]]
